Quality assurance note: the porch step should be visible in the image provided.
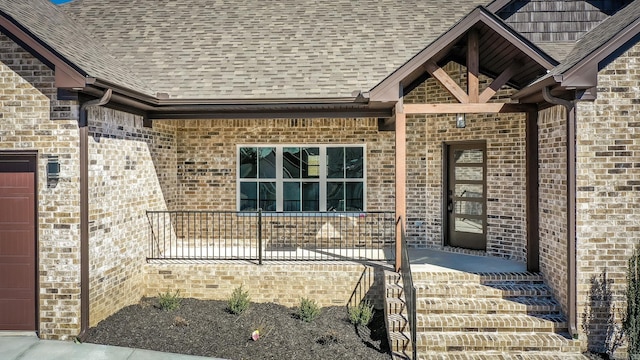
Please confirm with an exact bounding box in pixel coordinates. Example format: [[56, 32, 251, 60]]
[[418, 351, 589, 360], [414, 313, 567, 333], [417, 296, 562, 315], [384, 266, 583, 359], [398, 281, 553, 299], [416, 332, 581, 352]]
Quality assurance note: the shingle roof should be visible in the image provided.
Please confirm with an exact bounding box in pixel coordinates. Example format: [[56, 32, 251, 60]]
[[60, 0, 490, 100], [548, 0, 640, 77], [0, 0, 155, 96]]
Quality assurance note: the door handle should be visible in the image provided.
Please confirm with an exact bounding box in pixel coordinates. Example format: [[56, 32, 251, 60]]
[[447, 200, 453, 213]]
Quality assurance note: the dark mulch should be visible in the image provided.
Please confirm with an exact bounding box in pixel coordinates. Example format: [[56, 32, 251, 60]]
[[85, 298, 391, 360]]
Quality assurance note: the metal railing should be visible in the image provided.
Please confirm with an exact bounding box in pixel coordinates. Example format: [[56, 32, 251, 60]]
[[400, 221, 417, 360], [146, 210, 395, 263]]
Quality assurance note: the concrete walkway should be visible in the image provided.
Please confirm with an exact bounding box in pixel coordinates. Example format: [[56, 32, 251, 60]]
[[0, 334, 225, 360]]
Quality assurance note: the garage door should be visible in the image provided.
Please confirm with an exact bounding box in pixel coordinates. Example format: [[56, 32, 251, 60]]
[[0, 154, 36, 331]]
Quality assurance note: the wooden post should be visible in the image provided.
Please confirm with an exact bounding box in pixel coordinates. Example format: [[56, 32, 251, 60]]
[[467, 29, 480, 103], [525, 110, 539, 272], [395, 98, 407, 272]]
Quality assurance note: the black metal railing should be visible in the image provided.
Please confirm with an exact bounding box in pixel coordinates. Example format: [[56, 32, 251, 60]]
[[146, 210, 395, 263], [399, 221, 417, 360]]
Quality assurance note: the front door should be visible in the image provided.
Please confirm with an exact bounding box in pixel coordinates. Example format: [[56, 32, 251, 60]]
[[0, 153, 37, 331], [445, 142, 486, 250]]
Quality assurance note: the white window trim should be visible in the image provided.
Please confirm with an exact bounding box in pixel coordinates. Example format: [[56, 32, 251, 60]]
[[236, 144, 367, 212]]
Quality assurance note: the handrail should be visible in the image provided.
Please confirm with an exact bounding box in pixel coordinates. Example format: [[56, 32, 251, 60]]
[[145, 210, 395, 262], [400, 222, 417, 360]]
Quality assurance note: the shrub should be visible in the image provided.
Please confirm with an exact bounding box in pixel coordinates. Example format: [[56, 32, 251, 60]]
[[227, 285, 250, 315], [297, 297, 320, 322], [157, 289, 181, 311], [625, 247, 640, 357], [348, 301, 374, 326]]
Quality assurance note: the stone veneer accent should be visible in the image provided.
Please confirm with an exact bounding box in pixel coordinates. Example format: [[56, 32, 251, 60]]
[[87, 108, 177, 326], [144, 263, 387, 310], [0, 34, 81, 339], [574, 42, 640, 358], [403, 62, 527, 262]]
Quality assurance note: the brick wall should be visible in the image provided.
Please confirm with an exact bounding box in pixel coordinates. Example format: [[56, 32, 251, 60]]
[[88, 108, 177, 326], [537, 105, 568, 316], [403, 62, 528, 261], [173, 118, 395, 212], [575, 42, 640, 358], [0, 34, 81, 339], [144, 263, 387, 310]]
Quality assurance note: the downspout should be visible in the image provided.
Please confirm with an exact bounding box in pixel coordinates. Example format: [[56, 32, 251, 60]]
[[76, 89, 112, 341], [542, 86, 577, 338]]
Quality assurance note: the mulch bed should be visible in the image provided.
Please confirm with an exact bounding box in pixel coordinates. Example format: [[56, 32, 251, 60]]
[[85, 298, 391, 360]]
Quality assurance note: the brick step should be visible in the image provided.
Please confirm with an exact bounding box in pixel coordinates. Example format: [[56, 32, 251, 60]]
[[418, 351, 589, 360], [404, 282, 552, 299], [416, 332, 581, 352], [410, 271, 543, 284], [388, 313, 409, 332], [415, 313, 567, 333], [416, 296, 562, 315], [386, 296, 407, 315], [388, 330, 412, 354]]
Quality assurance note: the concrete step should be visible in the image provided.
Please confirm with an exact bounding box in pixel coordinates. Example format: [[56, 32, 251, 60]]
[[418, 351, 589, 359], [416, 332, 581, 353], [416, 313, 567, 333], [416, 296, 562, 315]]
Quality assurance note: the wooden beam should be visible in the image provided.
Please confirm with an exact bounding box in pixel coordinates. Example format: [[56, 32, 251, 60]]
[[479, 61, 520, 103], [467, 30, 480, 103], [403, 103, 535, 114], [395, 98, 406, 272], [424, 60, 469, 104]]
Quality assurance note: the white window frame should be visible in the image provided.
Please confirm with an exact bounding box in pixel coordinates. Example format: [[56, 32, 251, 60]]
[[236, 144, 367, 212]]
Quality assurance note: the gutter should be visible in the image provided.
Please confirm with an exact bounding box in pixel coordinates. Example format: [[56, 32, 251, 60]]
[[542, 86, 577, 338], [76, 89, 112, 342]]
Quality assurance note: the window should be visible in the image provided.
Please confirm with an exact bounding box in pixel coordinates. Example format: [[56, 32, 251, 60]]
[[238, 145, 365, 212]]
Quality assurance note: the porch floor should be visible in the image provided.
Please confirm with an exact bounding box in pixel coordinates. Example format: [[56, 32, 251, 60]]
[[408, 247, 526, 273]]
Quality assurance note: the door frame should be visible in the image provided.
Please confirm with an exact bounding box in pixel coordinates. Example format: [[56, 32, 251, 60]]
[[0, 150, 39, 333], [442, 141, 487, 250]]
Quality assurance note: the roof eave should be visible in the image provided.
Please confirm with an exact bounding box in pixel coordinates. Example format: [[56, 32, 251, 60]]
[[560, 17, 640, 88], [0, 10, 87, 88], [81, 85, 389, 120]]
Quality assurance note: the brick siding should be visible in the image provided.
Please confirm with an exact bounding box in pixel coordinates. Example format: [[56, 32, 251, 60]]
[[404, 62, 528, 262], [575, 42, 640, 358], [87, 108, 177, 326], [0, 34, 81, 339]]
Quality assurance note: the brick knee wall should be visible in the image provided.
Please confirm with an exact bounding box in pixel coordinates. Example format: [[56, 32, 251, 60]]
[[144, 263, 388, 310]]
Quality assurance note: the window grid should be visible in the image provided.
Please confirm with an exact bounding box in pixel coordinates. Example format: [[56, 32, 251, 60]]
[[237, 144, 366, 212]]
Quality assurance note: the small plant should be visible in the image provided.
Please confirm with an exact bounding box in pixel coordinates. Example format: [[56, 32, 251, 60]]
[[348, 301, 374, 326], [227, 285, 250, 315], [625, 247, 640, 357], [297, 297, 320, 322], [157, 289, 181, 311]]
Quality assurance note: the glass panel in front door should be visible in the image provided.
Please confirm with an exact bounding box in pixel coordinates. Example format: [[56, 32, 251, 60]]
[[447, 144, 486, 250]]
